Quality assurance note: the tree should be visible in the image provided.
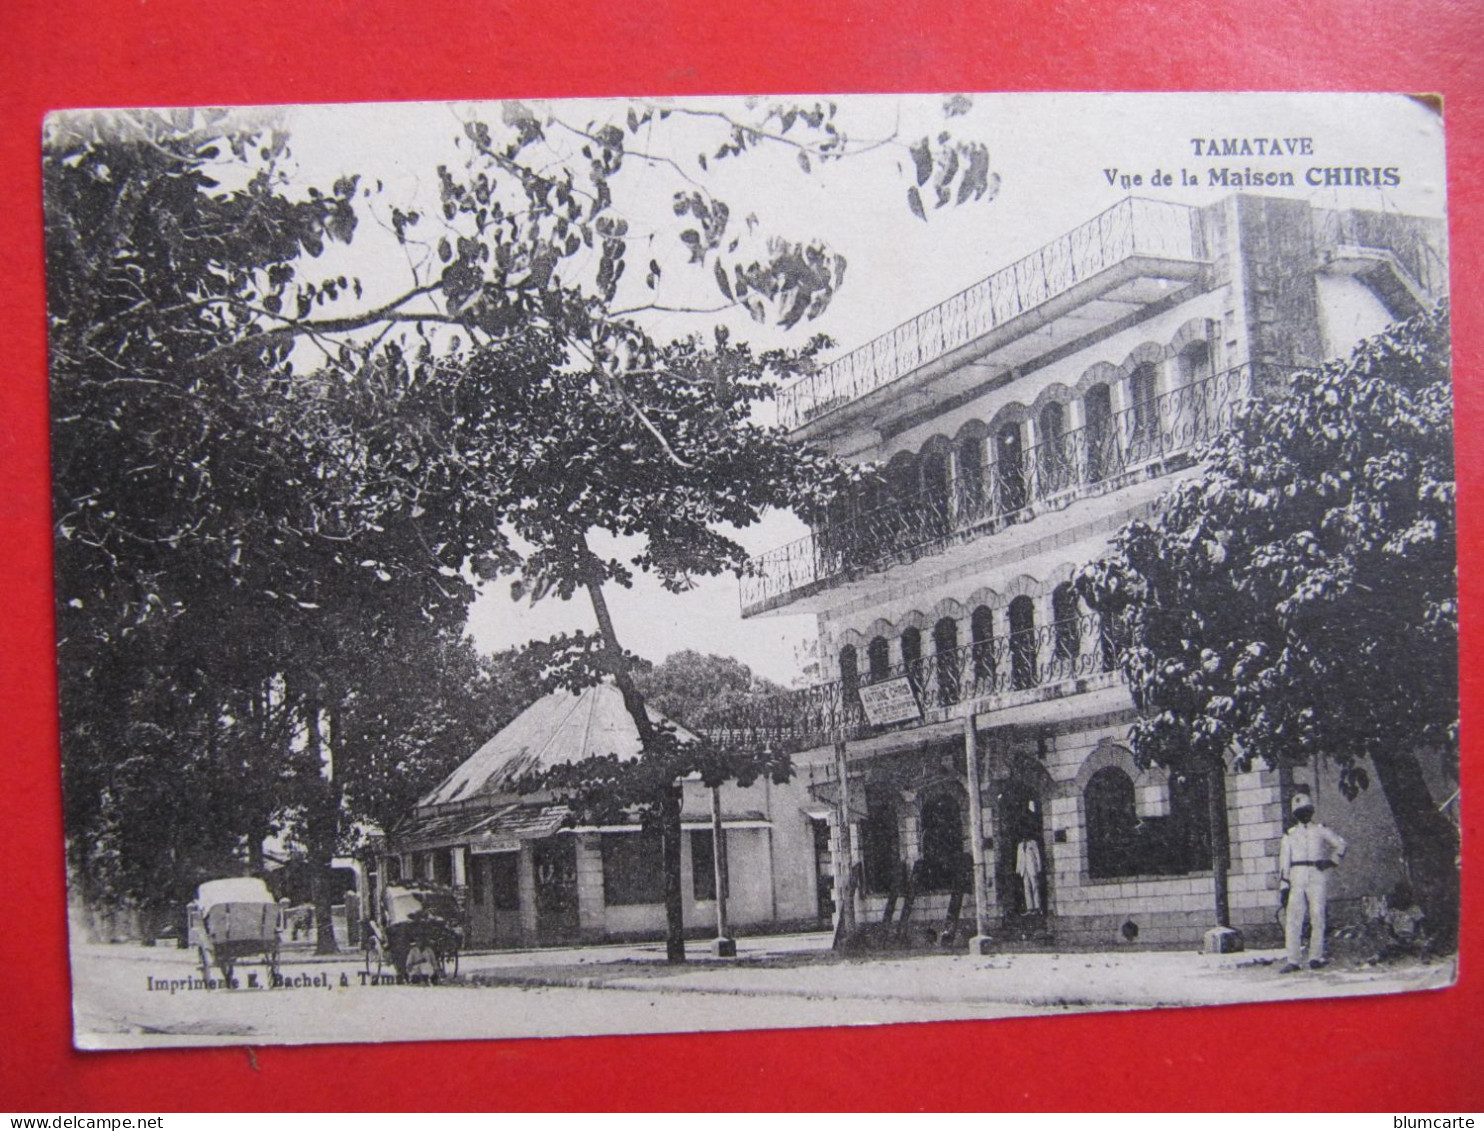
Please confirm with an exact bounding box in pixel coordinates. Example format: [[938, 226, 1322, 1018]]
[[1077, 301, 1458, 943], [46, 112, 532, 941], [635, 650, 787, 731], [46, 100, 997, 949], [472, 327, 855, 961]]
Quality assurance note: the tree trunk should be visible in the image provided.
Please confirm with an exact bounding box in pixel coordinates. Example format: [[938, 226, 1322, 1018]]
[[582, 553, 686, 964], [304, 690, 340, 955], [659, 783, 686, 962], [1369, 750, 1459, 946], [1207, 759, 1231, 928]]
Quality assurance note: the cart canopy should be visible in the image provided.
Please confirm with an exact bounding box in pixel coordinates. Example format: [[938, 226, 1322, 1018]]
[[382, 885, 459, 925], [195, 877, 275, 910]]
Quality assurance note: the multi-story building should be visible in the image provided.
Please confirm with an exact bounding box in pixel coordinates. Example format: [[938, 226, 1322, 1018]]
[[377, 192, 1449, 953], [726, 193, 1449, 949]]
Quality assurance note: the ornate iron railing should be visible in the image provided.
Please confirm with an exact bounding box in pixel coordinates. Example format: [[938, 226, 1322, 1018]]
[[742, 363, 1265, 612], [699, 611, 1121, 752], [776, 197, 1206, 431]]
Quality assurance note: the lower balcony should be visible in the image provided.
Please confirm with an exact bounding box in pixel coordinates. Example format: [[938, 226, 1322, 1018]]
[[699, 611, 1125, 754]]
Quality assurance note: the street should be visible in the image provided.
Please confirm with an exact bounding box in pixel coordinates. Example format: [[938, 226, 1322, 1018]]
[[70, 934, 1456, 1050]]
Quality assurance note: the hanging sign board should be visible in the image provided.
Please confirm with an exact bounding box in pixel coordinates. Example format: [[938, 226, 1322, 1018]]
[[858, 676, 922, 726]]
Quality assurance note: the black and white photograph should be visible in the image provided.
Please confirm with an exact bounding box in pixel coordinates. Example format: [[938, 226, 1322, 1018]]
[[47, 92, 1458, 1051]]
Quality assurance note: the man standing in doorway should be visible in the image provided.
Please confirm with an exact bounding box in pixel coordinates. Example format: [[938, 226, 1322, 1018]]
[[1278, 791, 1347, 972]]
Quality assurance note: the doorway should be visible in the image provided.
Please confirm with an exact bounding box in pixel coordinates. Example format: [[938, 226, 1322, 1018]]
[[996, 781, 1048, 917], [533, 837, 579, 943]]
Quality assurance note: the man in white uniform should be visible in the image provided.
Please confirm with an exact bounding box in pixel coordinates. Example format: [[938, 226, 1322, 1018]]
[[1278, 791, 1347, 972]]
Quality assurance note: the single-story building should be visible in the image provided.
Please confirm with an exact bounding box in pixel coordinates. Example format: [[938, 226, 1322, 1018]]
[[375, 681, 824, 947]]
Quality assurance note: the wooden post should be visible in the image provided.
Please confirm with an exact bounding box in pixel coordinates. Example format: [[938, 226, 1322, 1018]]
[[517, 841, 539, 943], [711, 786, 736, 957], [831, 738, 859, 948], [963, 715, 994, 954]]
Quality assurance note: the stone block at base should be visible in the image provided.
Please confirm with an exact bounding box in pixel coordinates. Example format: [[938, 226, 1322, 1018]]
[[1204, 926, 1244, 954], [712, 937, 737, 958], [968, 935, 995, 955]]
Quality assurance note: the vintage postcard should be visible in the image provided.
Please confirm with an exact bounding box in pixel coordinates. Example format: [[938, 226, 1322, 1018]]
[[48, 92, 1457, 1050]]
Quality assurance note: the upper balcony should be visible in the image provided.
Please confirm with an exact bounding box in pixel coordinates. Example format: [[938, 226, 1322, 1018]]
[[742, 362, 1270, 617], [776, 197, 1211, 438]]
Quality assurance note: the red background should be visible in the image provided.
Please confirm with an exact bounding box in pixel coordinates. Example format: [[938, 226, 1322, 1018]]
[[3, 0, 1482, 1112]]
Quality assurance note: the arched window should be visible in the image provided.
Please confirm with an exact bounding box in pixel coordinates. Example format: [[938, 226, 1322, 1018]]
[[816, 493, 852, 570], [1008, 596, 1038, 691], [1038, 401, 1069, 495], [901, 627, 923, 693], [921, 448, 951, 537], [1084, 762, 1215, 879], [1098, 608, 1127, 673], [996, 422, 1027, 512], [919, 790, 967, 892], [883, 456, 920, 555], [839, 645, 859, 701], [1085, 766, 1140, 879], [860, 785, 902, 895], [1129, 362, 1160, 458], [933, 616, 960, 705], [1084, 383, 1113, 482], [1052, 583, 1082, 671], [970, 605, 998, 692], [958, 433, 986, 518], [1177, 341, 1215, 445], [867, 636, 890, 683]]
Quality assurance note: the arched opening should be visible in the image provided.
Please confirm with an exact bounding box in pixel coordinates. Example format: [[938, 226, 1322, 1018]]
[[996, 781, 1047, 916], [883, 455, 920, 556], [1177, 340, 1215, 446], [1084, 762, 1216, 880], [933, 616, 960, 706], [970, 605, 998, 693], [921, 447, 952, 538], [996, 422, 1027, 513], [1008, 596, 1038, 691], [1084, 383, 1113, 483], [1051, 582, 1082, 674], [900, 626, 923, 694], [1098, 608, 1127, 673], [1038, 401, 1069, 495], [918, 790, 967, 892], [815, 491, 854, 572], [1085, 766, 1140, 879], [1129, 361, 1161, 457], [957, 432, 986, 519], [860, 784, 902, 896], [839, 644, 859, 702], [866, 636, 891, 683]]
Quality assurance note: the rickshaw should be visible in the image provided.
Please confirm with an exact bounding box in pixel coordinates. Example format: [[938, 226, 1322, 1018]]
[[363, 883, 463, 983], [187, 877, 282, 987]]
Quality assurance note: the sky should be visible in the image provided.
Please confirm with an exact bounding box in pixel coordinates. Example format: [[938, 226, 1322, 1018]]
[[274, 93, 1447, 685]]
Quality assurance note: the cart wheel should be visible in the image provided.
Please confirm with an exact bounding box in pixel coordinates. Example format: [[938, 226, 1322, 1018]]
[[198, 946, 214, 988], [218, 958, 235, 987]]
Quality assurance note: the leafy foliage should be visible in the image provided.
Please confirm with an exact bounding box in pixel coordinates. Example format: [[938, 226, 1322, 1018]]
[[635, 650, 787, 730], [45, 99, 998, 944], [1078, 301, 1458, 935]]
